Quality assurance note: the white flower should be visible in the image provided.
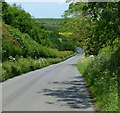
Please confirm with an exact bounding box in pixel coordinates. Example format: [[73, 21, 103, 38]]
[[9, 56, 13, 59], [89, 55, 94, 58], [13, 58, 16, 61]]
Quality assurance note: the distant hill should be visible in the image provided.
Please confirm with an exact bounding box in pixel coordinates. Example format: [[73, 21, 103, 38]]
[[35, 18, 64, 31]]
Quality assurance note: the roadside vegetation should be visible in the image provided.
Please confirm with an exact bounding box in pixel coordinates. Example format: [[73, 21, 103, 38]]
[[63, 1, 120, 112], [2, 23, 73, 61], [77, 39, 119, 111], [2, 2, 76, 81], [2, 53, 75, 81], [2, 1, 120, 111]]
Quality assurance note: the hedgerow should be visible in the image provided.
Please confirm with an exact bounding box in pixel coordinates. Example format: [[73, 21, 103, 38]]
[[2, 53, 76, 81], [77, 38, 120, 111]]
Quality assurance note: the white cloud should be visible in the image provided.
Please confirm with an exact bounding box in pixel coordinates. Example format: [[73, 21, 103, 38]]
[[5, 0, 66, 2]]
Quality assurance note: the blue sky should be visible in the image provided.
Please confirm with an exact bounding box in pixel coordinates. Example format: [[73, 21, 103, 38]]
[[8, 2, 70, 18]]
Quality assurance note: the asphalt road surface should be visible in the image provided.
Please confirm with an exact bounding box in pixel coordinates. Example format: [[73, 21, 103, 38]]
[[2, 53, 96, 111]]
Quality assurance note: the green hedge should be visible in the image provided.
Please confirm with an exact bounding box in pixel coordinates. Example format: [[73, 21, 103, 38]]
[[2, 53, 76, 81]]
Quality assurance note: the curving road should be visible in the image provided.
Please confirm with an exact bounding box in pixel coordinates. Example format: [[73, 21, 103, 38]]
[[2, 53, 96, 111]]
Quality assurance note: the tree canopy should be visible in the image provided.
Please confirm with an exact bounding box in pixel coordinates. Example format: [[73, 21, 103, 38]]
[[63, 2, 120, 55]]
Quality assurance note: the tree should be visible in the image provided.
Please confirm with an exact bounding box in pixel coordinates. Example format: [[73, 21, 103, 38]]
[[63, 1, 120, 55]]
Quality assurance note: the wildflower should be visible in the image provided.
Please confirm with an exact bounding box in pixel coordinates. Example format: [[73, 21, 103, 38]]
[[9, 56, 13, 60], [13, 58, 16, 61], [89, 55, 94, 58]]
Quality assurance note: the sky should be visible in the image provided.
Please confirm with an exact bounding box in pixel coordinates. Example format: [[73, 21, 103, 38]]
[[7, 1, 70, 18]]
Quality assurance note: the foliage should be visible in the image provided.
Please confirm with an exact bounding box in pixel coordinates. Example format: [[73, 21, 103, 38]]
[[2, 53, 76, 81], [66, 1, 120, 111], [77, 55, 94, 74], [77, 38, 120, 111], [2, 2, 34, 33], [2, 2, 58, 48], [2, 22, 73, 61], [2, 23, 24, 61], [2, 22, 74, 81], [2, 2, 76, 52], [2, 2, 76, 82], [35, 18, 76, 51], [63, 2, 120, 56]]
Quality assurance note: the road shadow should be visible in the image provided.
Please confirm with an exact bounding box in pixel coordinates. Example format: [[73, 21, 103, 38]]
[[67, 64, 77, 67], [37, 75, 93, 109]]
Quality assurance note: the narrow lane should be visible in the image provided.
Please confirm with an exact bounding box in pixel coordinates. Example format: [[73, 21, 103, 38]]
[[2, 54, 95, 111]]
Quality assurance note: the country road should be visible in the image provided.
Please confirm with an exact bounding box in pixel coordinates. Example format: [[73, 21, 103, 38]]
[[2, 53, 96, 111]]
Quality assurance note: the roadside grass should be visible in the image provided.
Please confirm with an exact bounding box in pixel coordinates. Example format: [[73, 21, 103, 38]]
[[2, 53, 76, 81], [77, 41, 119, 111], [77, 55, 94, 75]]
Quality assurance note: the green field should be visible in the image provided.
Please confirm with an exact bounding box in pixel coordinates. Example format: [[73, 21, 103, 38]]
[[35, 18, 63, 31]]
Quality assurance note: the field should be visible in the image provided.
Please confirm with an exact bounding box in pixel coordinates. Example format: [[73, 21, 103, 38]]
[[35, 18, 63, 31]]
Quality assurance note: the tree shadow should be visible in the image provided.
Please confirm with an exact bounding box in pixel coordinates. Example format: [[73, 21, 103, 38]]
[[67, 64, 77, 67], [37, 76, 94, 110]]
